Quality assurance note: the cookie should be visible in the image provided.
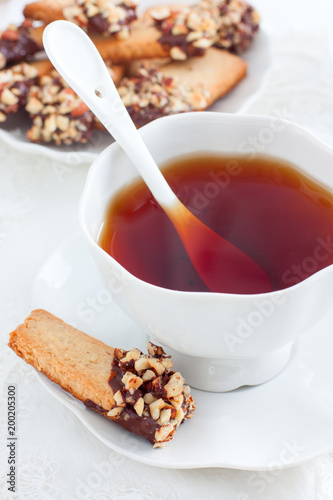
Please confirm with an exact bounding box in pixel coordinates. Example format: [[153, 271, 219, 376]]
[[9, 309, 195, 447]]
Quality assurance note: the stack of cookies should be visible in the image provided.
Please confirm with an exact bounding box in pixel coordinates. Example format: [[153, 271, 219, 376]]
[[0, 0, 260, 145]]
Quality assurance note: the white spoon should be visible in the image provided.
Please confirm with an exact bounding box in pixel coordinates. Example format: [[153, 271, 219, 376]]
[[43, 20, 272, 294]]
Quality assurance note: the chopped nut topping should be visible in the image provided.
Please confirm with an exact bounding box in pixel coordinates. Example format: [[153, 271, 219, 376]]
[[0, 62, 38, 121], [63, 0, 138, 39], [25, 96, 43, 114], [108, 342, 195, 447], [25, 68, 94, 145], [118, 66, 209, 128], [213, 0, 260, 53], [152, 0, 260, 60]]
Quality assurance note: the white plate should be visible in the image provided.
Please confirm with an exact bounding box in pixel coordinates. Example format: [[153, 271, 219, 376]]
[[31, 233, 333, 470], [0, 0, 272, 163]]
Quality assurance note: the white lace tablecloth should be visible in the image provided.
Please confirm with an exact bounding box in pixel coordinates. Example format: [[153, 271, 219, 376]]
[[2, 0, 333, 498]]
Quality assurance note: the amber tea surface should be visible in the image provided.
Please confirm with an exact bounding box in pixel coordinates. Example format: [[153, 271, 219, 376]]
[[99, 154, 333, 293]]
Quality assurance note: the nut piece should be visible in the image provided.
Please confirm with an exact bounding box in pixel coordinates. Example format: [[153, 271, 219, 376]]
[[114, 347, 126, 360], [134, 357, 151, 372], [164, 372, 185, 398], [1, 88, 18, 105], [141, 369, 156, 382], [170, 393, 184, 409], [113, 390, 126, 407], [147, 357, 165, 376], [107, 406, 123, 419], [56, 115, 70, 132], [171, 24, 189, 36], [147, 342, 167, 357], [134, 397, 144, 417], [44, 114, 57, 133], [143, 392, 156, 405], [121, 371, 143, 391], [154, 423, 175, 444], [25, 97, 43, 114], [150, 7, 170, 20], [176, 407, 185, 421], [121, 348, 141, 363], [158, 408, 172, 425], [170, 47, 187, 61], [149, 398, 165, 420], [192, 37, 212, 49], [161, 358, 173, 370]]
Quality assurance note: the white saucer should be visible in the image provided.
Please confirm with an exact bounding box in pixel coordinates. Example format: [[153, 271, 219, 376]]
[[31, 234, 333, 470], [0, 0, 272, 163]]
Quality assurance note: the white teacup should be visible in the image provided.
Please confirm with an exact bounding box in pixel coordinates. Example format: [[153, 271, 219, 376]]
[[79, 112, 333, 392]]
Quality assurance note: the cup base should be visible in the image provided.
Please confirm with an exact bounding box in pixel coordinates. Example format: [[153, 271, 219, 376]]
[[154, 341, 294, 392]]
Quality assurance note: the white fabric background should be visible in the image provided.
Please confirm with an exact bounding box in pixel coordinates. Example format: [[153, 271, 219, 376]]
[[1, 0, 333, 498]]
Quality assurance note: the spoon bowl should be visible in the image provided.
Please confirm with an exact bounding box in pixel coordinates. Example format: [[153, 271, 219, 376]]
[[43, 20, 271, 294]]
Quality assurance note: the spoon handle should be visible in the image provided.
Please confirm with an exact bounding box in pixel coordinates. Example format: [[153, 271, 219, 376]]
[[43, 20, 176, 207]]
